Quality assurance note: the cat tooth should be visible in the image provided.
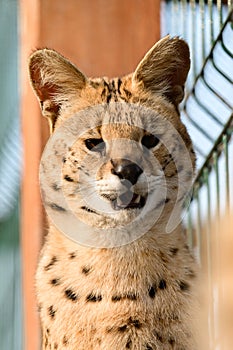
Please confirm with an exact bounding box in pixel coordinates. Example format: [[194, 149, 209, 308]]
[[134, 195, 141, 204]]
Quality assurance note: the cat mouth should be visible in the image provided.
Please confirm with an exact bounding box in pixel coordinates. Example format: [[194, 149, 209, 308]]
[[111, 191, 147, 211]]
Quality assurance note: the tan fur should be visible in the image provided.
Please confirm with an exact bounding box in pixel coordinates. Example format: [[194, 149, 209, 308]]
[[29, 36, 198, 349]]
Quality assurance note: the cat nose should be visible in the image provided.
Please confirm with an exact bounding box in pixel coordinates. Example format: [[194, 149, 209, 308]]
[[111, 159, 143, 185]]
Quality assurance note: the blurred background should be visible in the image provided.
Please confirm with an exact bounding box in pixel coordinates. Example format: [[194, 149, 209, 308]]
[[0, 1, 232, 349]]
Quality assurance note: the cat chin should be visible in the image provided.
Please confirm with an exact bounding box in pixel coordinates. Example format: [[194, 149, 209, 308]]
[[78, 204, 162, 229], [77, 206, 143, 229]]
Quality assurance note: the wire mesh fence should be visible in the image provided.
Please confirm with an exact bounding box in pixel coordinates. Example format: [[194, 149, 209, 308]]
[[162, 1, 233, 348]]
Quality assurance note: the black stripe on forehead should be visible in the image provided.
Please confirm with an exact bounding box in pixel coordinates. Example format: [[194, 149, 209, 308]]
[[117, 78, 122, 94]]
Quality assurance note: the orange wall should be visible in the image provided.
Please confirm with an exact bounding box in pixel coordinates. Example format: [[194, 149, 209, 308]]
[[20, 1, 43, 349], [20, 1, 160, 349], [40, 0, 160, 77]]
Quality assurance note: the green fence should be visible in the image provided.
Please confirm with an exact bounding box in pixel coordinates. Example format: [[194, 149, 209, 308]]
[[0, 1, 22, 349], [162, 1, 233, 348]]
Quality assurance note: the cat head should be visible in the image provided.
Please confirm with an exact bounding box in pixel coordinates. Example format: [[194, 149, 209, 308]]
[[29, 36, 195, 246]]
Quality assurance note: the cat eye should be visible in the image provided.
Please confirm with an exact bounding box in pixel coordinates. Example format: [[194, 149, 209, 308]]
[[85, 138, 105, 153], [141, 134, 160, 149]]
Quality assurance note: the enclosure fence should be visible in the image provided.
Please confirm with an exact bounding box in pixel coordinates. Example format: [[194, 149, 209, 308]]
[[162, 1, 233, 348]]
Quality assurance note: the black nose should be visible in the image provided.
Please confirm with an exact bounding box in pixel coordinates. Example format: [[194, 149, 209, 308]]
[[111, 159, 143, 185]]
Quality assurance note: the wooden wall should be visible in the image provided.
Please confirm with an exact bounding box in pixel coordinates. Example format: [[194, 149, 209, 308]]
[[20, 1, 160, 348]]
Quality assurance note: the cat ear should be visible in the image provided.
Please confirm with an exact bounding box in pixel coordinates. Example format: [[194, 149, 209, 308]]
[[132, 36, 190, 106], [28, 49, 87, 131]]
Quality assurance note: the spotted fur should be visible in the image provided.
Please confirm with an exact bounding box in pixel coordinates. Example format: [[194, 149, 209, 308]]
[[29, 36, 198, 349]]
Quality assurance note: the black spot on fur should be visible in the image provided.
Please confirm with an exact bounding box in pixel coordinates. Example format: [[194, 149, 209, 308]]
[[126, 338, 132, 348], [50, 278, 60, 286], [169, 337, 175, 346], [132, 320, 141, 328], [81, 265, 91, 274], [97, 337, 102, 344], [64, 174, 74, 182], [69, 252, 76, 259], [179, 281, 190, 291], [48, 305, 56, 318], [170, 247, 179, 255], [112, 295, 122, 302], [62, 157, 66, 163], [118, 325, 127, 332], [148, 285, 157, 298], [49, 203, 66, 212], [65, 289, 78, 301], [86, 293, 102, 302], [158, 279, 166, 290], [44, 256, 57, 271], [145, 345, 153, 350], [129, 318, 141, 329], [63, 335, 68, 345], [46, 328, 50, 334]]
